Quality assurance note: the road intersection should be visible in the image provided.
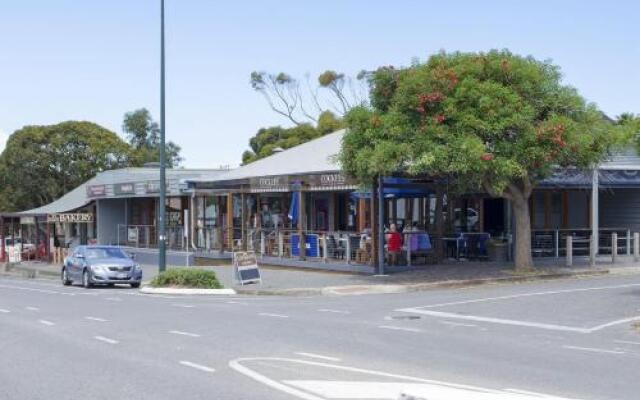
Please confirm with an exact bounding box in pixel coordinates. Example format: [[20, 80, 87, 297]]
[[1, 273, 640, 399]]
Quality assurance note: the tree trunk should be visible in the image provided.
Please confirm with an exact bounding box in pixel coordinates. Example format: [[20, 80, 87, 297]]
[[511, 194, 534, 271]]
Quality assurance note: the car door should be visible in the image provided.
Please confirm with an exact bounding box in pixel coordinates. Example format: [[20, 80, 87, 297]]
[[69, 247, 84, 280]]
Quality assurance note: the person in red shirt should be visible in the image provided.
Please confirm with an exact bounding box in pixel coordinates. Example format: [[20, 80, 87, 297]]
[[386, 223, 402, 265]]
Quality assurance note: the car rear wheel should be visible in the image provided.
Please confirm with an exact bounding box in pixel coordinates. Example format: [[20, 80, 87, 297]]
[[130, 282, 141, 289], [82, 270, 92, 289], [61, 268, 71, 286]]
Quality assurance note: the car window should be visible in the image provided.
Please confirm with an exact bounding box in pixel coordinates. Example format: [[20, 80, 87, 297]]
[[84, 248, 127, 259]]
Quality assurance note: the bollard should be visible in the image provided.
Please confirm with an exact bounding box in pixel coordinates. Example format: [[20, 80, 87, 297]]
[[612, 232, 618, 263], [566, 235, 573, 267], [554, 230, 559, 258], [627, 230, 631, 256], [635, 233, 640, 262], [346, 236, 351, 264], [278, 232, 284, 258], [260, 231, 265, 257]]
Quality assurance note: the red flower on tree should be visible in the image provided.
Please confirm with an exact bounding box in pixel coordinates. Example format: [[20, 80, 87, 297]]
[[481, 153, 493, 161]]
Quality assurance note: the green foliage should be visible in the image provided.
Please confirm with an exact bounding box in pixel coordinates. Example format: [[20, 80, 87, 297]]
[[0, 121, 132, 211], [242, 111, 344, 164], [150, 268, 223, 289], [340, 50, 622, 196], [122, 108, 183, 167]]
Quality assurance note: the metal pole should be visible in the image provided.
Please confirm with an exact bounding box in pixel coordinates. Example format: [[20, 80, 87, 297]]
[[158, 0, 167, 272], [566, 235, 572, 267], [634, 232, 639, 262], [590, 168, 598, 267], [377, 175, 385, 275], [611, 232, 617, 264]]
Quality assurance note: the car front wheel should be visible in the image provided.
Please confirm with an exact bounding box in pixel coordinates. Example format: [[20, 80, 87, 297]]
[[61, 268, 71, 286], [130, 282, 141, 289], [82, 270, 92, 289]]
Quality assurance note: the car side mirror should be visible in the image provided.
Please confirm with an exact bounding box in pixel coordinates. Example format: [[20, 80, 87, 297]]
[[128, 253, 136, 260]]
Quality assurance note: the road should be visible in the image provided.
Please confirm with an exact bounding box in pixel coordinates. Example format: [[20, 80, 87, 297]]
[[1, 273, 640, 400]]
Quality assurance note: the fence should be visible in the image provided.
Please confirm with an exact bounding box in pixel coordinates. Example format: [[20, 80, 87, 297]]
[[531, 228, 631, 258]]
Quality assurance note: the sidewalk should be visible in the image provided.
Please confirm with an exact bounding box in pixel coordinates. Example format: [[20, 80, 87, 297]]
[[5, 255, 640, 296]]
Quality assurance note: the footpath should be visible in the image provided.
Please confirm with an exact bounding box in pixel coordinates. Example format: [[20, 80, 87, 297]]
[[3, 256, 640, 296]]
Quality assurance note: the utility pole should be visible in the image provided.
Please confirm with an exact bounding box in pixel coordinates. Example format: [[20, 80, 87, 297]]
[[158, 0, 167, 272]]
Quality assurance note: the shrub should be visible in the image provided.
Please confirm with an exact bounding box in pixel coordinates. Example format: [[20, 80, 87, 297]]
[[150, 268, 223, 289]]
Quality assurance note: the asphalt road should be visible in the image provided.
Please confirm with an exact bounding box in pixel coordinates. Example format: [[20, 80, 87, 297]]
[[1, 273, 640, 400]]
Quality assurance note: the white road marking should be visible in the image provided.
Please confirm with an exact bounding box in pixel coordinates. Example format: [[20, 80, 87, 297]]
[[378, 325, 422, 333], [317, 309, 351, 314], [25, 306, 40, 311], [0, 308, 10, 313], [169, 330, 201, 338], [439, 320, 478, 328], [227, 301, 249, 305], [38, 319, 55, 326], [94, 336, 119, 344], [588, 316, 640, 332], [259, 313, 289, 318], [171, 304, 195, 308], [179, 361, 216, 373], [105, 297, 122, 302], [504, 388, 570, 398], [85, 316, 108, 322], [294, 352, 342, 362], [614, 340, 640, 346], [412, 282, 640, 309], [399, 309, 591, 333], [563, 345, 625, 355], [0, 284, 75, 296], [229, 357, 576, 400]]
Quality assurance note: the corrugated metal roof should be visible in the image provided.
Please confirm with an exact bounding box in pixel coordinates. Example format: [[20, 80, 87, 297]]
[[191, 130, 345, 183], [15, 168, 228, 216]]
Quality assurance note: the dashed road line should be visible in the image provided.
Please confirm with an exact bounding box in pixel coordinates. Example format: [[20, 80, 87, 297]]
[[227, 301, 249, 305], [439, 320, 477, 328], [105, 297, 122, 302], [169, 330, 201, 338], [171, 304, 195, 308], [295, 352, 342, 362], [85, 316, 108, 322], [25, 306, 40, 311], [94, 336, 119, 344], [378, 325, 422, 333], [614, 340, 640, 346], [563, 345, 625, 355], [317, 309, 350, 314], [38, 319, 55, 326], [0, 308, 10, 313], [179, 361, 216, 373], [259, 313, 289, 318]]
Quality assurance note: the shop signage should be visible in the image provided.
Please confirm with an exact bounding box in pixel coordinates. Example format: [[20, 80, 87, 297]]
[[127, 227, 139, 243], [308, 173, 354, 188], [250, 176, 288, 189], [20, 216, 35, 225], [87, 185, 106, 197], [145, 181, 161, 193], [114, 183, 136, 195], [47, 213, 94, 223], [233, 251, 261, 285]]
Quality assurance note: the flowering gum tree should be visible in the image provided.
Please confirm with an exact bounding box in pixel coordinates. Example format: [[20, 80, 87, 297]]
[[339, 50, 621, 271]]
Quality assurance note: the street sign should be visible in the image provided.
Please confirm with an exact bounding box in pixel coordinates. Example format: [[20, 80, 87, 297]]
[[233, 251, 261, 285]]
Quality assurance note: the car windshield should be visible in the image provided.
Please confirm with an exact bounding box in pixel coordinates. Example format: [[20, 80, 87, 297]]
[[84, 248, 127, 259]]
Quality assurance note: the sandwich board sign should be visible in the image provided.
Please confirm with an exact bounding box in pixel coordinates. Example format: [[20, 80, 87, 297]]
[[233, 251, 261, 285]]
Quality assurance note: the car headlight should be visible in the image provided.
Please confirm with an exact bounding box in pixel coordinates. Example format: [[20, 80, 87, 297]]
[[133, 264, 142, 272], [91, 265, 106, 273]]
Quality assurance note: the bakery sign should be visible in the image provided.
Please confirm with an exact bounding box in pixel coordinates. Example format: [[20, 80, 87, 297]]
[[309, 173, 353, 188], [47, 213, 94, 223]]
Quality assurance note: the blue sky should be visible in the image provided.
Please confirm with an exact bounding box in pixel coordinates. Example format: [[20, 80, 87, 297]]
[[1, 0, 638, 167]]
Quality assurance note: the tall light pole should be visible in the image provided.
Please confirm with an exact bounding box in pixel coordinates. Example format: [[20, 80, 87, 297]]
[[158, 0, 167, 272]]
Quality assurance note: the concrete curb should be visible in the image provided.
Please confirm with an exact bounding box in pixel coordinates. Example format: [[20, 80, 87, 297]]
[[237, 269, 612, 297], [139, 286, 237, 295]]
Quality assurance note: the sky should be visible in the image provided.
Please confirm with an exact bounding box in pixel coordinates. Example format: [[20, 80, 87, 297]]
[[1, 0, 638, 167]]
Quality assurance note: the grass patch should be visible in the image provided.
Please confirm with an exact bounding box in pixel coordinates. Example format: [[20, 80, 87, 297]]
[[150, 268, 223, 289]]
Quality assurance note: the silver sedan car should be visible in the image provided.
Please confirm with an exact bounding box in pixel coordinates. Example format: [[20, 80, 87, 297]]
[[62, 245, 142, 288]]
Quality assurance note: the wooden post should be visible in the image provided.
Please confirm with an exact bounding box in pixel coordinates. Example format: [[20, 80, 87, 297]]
[[371, 179, 379, 267], [240, 192, 246, 251], [298, 191, 306, 260], [358, 198, 367, 232], [226, 193, 233, 251]]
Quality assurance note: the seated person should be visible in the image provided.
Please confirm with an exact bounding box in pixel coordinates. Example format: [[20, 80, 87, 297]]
[[386, 223, 403, 265]]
